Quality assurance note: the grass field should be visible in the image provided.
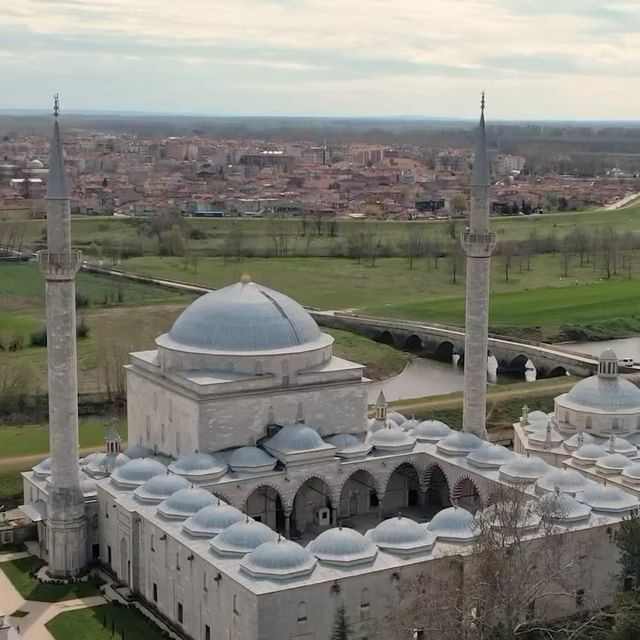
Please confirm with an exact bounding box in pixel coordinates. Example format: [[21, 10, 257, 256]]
[[0, 419, 126, 460], [4, 205, 640, 257], [0, 557, 103, 601], [46, 603, 167, 640]]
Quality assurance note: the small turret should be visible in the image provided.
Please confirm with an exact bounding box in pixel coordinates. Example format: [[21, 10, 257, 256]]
[[375, 391, 387, 421]]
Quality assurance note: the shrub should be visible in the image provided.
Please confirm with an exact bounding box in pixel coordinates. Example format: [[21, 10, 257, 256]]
[[75, 293, 90, 308], [30, 327, 47, 347], [77, 317, 90, 339]]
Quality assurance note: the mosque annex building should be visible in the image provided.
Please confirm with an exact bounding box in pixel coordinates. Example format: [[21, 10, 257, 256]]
[[18, 101, 640, 640]]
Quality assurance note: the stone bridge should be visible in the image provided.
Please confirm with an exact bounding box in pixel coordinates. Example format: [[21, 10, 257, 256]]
[[311, 311, 609, 378]]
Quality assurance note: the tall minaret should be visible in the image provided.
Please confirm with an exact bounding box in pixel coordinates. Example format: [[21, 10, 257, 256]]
[[38, 95, 87, 577], [461, 93, 496, 439]]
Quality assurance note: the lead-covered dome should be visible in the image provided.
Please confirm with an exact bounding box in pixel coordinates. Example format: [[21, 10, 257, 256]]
[[539, 491, 591, 523], [241, 538, 316, 580], [157, 487, 218, 520], [133, 473, 190, 504], [367, 516, 435, 555], [572, 444, 608, 466], [578, 484, 639, 514], [167, 280, 322, 352], [437, 432, 483, 456], [410, 420, 452, 442], [307, 527, 377, 566], [123, 444, 153, 459], [110, 458, 167, 489], [536, 468, 588, 495], [168, 452, 227, 480], [367, 425, 415, 452], [467, 443, 513, 469], [595, 453, 633, 474], [228, 446, 277, 474], [210, 518, 278, 557], [427, 506, 478, 541], [266, 424, 326, 452], [183, 501, 245, 537], [499, 455, 549, 484], [566, 376, 640, 410]]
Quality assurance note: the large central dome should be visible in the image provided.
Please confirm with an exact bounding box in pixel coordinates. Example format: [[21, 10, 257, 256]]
[[168, 280, 322, 352]]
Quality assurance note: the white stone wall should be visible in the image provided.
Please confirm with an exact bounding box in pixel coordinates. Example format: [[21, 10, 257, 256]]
[[554, 395, 640, 436]]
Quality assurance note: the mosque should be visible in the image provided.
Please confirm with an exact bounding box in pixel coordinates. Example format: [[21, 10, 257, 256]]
[[17, 99, 640, 640]]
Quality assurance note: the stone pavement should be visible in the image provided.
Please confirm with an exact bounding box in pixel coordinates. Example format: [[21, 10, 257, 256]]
[[0, 563, 106, 640]]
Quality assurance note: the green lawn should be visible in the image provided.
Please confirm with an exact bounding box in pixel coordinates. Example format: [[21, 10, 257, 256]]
[[366, 279, 640, 336], [5, 206, 640, 257], [0, 262, 188, 313], [0, 557, 103, 601], [0, 419, 127, 460], [46, 603, 168, 640]]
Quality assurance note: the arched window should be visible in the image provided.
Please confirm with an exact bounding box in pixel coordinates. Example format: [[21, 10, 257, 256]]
[[145, 416, 150, 442], [161, 423, 166, 444], [92, 514, 99, 529], [169, 400, 173, 422], [361, 587, 371, 621], [150, 534, 155, 552], [613, 418, 620, 432], [297, 602, 307, 623], [233, 594, 239, 616], [203, 571, 208, 593], [586, 416, 592, 430], [176, 431, 181, 454], [176, 552, 180, 571], [564, 411, 570, 424]]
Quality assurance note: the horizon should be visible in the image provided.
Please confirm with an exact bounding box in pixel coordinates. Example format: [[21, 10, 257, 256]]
[[4, 1, 640, 119]]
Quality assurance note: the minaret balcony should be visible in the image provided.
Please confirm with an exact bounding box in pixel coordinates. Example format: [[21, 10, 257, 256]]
[[37, 250, 82, 280], [462, 230, 497, 257]]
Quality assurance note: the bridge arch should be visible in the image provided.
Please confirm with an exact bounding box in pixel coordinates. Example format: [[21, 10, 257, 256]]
[[549, 365, 568, 378], [451, 476, 483, 513], [403, 334, 422, 352], [434, 341, 455, 362], [378, 330, 395, 346], [510, 354, 529, 375]]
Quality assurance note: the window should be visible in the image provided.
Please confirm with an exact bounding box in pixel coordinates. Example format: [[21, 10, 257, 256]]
[[105, 502, 109, 519], [150, 535, 155, 552], [176, 552, 180, 571], [107, 546, 112, 566], [152, 583, 158, 602], [92, 514, 99, 529], [233, 594, 239, 616], [161, 423, 166, 443], [205, 625, 211, 640], [361, 588, 371, 621], [564, 411, 569, 424], [203, 572, 208, 593], [177, 602, 183, 624], [145, 416, 150, 441], [575, 589, 585, 608], [153, 393, 158, 411], [613, 418, 620, 432], [297, 602, 307, 623], [169, 400, 173, 421], [586, 416, 592, 430], [176, 432, 181, 454]]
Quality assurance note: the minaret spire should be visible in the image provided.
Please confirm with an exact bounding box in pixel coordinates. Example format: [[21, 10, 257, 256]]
[[461, 93, 497, 440], [38, 95, 87, 577]]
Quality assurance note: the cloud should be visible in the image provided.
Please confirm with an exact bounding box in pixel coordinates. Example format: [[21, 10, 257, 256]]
[[2, 0, 640, 117]]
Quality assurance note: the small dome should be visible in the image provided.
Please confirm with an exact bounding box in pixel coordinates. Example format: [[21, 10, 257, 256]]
[[367, 516, 435, 555], [86, 452, 130, 475], [80, 453, 99, 467], [123, 444, 153, 459], [622, 463, 640, 483], [241, 538, 316, 580], [540, 492, 591, 523], [572, 444, 608, 465], [563, 432, 595, 451], [437, 432, 483, 456], [32, 457, 52, 477], [325, 434, 361, 449], [578, 484, 639, 514], [27, 159, 43, 169], [210, 519, 278, 557], [183, 501, 245, 537], [479, 502, 541, 532], [133, 473, 190, 504], [167, 281, 322, 352], [157, 487, 218, 520], [499, 455, 550, 484], [528, 427, 565, 446], [367, 417, 398, 432], [79, 473, 97, 495], [367, 425, 415, 452], [401, 418, 420, 432], [467, 443, 513, 469], [169, 452, 227, 479], [536, 469, 588, 495], [427, 507, 478, 542], [388, 411, 406, 426], [307, 527, 377, 566], [595, 453, 633, 474], [528, 410, 550, 424], [604, 437, 637, 457], [228, 447, 277, 473], [566, 376, 640, 411], [524, 420, 549, 434], [410, 420, 452, 442], [266, 424, 326, 452], [111, 458, 167, 489]]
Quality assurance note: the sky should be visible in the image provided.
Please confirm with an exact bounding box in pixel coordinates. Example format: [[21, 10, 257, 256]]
[[3, 0, 640, 119]]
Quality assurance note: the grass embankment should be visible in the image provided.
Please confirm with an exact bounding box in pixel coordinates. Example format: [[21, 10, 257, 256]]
[[0, 557, 103, 601], [46, 603, 168, 640], [389, 377, 578, 431], [5, 205, 640, 256]]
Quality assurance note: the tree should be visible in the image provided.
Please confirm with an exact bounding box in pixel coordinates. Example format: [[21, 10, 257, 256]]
[[404, 230, 424, 270], [450, 194, 467, 217], [224, 222, 246, 264], [330, 604, 351, 640], [448, 241, 464, 285]]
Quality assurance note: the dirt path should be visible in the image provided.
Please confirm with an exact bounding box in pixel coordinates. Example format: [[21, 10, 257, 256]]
[[0, 446, 105, 472]]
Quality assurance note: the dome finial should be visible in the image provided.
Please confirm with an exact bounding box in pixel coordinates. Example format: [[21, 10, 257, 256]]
[[240, 272, 251, 284]]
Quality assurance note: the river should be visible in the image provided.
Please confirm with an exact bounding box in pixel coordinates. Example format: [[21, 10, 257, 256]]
[[368, 336, 636, 404]]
